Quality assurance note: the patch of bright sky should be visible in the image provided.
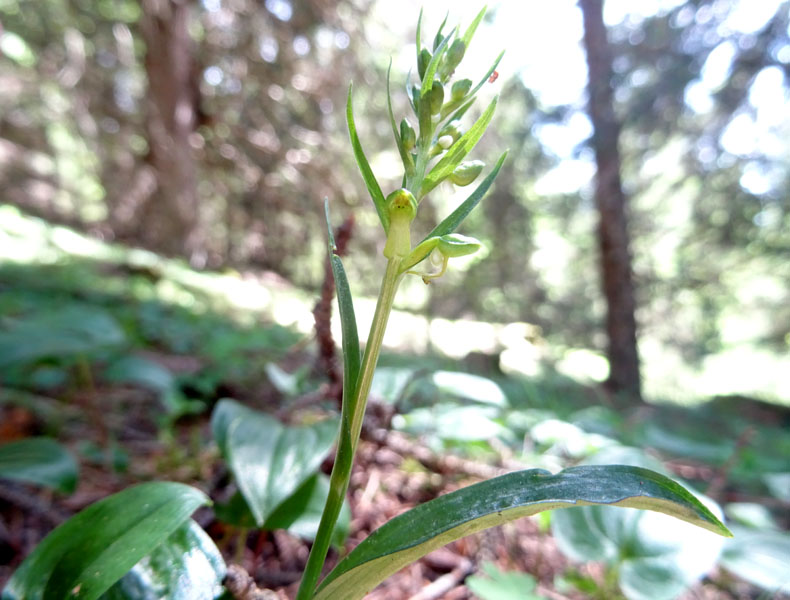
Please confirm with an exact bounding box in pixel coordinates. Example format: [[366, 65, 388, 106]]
[[376, 0, 699, 193], [721, 0, 786, 33], [373, 0, 787, 195]]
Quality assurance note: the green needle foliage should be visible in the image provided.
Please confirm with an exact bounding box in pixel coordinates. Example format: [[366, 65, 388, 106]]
[[2, 9, 732, 600]]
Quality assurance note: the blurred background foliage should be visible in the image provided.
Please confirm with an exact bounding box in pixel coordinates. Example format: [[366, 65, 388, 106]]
[[0, 0, 788, 399], [2, 1, 790, 597]]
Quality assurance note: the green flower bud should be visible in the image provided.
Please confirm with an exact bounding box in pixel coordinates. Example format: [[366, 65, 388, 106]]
[[436, 233, 481, 257], [400, 118, 416, 152], [438, 120, 462, 142], [437, 135, 454, 149], [410, 84, 420, 113], [386, 188, 417, 221], [401, 233, 482, 283], [451, 78, 473, 101], [383, 188, 417, 259], [418, 48, 431, 81], [440, 39, 466, 80], [427, 80, 444, 115], [433, 30, 445, 52], [450, 160, 485, 186]]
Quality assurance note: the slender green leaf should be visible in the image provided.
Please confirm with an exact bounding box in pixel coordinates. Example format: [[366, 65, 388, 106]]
[[431, 13, 450, 51], [440, 51, 503, 122], [386, 64, 413, 177], [422, 97, 498, 197], [323, 197, 337, 249], [0, 437, 78, 493], [386, 62, 401, 149], [331, 257, 360, 401], [462, 6, 487, 47], [422, 151, 507, 243], [405, 72, 417, 115], [467, 50, 504, 100], [2, 482, 209, 600], [420, 28, 454, 98], [441, 96, 476, 124], [346, 84, 388, 231], [211, 398, 339, 526], [415, 8, 423, 66], [102, 520, 226, 600], [313, 465, 731, 600], [324, 199, 361, 406]]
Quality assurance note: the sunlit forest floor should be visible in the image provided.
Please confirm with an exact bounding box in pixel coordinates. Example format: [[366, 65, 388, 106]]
[[1, 206, 788, 599]]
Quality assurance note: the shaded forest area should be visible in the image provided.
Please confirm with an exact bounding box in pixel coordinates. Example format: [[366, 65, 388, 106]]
[[1, 0, 790, 598]]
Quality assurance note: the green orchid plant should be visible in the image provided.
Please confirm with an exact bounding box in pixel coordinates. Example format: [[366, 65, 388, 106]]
[[2, 8, 731, 600]]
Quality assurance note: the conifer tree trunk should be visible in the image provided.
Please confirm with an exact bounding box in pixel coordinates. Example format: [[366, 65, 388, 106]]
[[579, 0, 642, 401], [139, 0, 203, 261]]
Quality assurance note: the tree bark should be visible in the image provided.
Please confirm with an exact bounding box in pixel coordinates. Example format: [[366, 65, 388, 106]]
[[138, 0, 203, 261], [579, 0, 642, 401]]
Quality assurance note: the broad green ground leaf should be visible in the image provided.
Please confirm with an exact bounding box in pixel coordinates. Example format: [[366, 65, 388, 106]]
[[102, 520, 225, 600], [213, 491, 258, 529], [2, 482, 209, 600], [346, 85, 388, 232], [215, 474, 350, 549], [264, 473, 351, 549], [0, 306, 125, 369], [551, 447, 726, 600], [370, 367, 415, 405], [104, 356, 201, 418], [725, 502, 780, 530], [431, 371, 507, 407], [0, 437, 78, 493], [466, 562, 546, 600], [393, 403, 510, 444], [763, 472, 790, 501], [210, 398, 339, 526], [313, 464, 731, 600], [720, 525, 790, 593]]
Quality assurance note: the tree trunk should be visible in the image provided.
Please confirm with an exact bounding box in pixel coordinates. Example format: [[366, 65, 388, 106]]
[[579, 0, 642, 401], [138, 0, 203, 261]]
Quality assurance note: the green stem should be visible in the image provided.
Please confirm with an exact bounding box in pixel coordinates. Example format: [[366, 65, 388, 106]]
[[296, 257, 403, 600]]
